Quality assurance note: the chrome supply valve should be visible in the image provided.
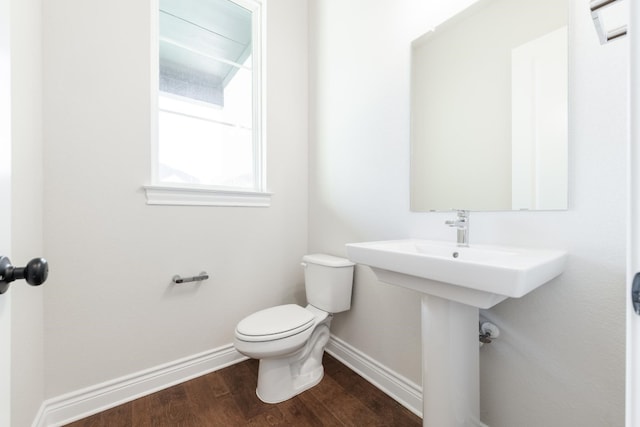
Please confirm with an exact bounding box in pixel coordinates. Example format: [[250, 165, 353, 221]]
[[479, 321, 500, 345], [445, 210, 470, 247]]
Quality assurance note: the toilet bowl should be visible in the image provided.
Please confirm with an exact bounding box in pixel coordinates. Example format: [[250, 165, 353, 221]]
[[233, 254, 354, 403]]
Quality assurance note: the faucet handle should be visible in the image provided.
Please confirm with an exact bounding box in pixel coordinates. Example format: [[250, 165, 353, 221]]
[[446, 210, 470, 247], [446, 210, 469, 226]]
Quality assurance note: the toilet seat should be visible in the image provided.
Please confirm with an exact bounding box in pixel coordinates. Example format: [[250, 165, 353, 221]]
[[236, 304, 315, 342]]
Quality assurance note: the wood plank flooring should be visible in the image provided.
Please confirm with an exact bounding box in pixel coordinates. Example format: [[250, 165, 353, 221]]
[[65, 354, 422, 426]]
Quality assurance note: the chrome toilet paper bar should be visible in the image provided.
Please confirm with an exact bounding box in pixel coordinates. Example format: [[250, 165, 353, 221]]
[[172, 272, 209, 284], [591, 0, 627, 45]]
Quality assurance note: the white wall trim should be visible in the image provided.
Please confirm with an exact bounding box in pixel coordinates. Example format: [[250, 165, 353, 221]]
[[33, 337, 422, 426], [143, 185, 272, 207], [33, 345, 247, 427], [325, 335, 423, 418]]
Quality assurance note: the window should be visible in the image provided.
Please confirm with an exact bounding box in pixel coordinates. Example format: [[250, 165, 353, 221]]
[[145, 0, 269, 206]]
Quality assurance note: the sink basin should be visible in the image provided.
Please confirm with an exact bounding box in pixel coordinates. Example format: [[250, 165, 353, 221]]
[[346, 239, 566, 309]]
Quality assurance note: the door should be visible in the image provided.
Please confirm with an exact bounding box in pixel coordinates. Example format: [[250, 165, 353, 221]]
[[0, 0, 11, 422], [629, 1, 640, 425]]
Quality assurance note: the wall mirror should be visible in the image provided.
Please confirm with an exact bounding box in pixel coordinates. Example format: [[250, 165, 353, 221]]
[[410, 0, 568, 212]]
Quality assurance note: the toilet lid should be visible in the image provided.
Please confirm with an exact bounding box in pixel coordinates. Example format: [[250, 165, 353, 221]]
[[236, 304, 315, 341]]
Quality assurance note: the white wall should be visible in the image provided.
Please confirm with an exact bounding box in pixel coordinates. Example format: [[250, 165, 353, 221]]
[[9, 0, 45, 425], [42, 0, 308, 398], [309, 0, 626, 425]]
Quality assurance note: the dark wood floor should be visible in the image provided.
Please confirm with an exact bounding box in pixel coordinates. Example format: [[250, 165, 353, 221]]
[[65, 353, 421, 426]]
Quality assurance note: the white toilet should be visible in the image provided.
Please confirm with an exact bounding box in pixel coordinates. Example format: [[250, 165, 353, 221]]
[[233, 254, 355, 403]]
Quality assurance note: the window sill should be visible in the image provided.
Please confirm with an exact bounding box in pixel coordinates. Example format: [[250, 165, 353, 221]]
[[143, 185, 272, 207]]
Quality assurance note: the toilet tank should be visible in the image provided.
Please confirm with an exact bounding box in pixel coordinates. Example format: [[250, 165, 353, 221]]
[[302, 254, 355, 313]]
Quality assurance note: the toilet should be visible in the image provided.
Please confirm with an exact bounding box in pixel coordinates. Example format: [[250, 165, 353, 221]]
[[233, 254, 355, 403]]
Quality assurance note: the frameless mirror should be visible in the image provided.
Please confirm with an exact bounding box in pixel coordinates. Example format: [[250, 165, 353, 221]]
[[410, 0, 568, 212]]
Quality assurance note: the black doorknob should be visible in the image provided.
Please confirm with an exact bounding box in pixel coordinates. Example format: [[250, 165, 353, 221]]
[[0, 256, 49, 294]]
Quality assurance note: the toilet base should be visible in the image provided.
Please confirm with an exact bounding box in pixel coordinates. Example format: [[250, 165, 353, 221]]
[[254, 320, 331, 403], [256, 358, 325, 403]]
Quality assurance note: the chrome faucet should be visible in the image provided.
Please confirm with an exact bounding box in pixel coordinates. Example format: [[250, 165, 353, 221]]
[[445, 210, 470, 247]]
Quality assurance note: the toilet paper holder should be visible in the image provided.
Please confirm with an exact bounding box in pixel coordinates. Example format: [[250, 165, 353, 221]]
[[172, 272, 209, 284]]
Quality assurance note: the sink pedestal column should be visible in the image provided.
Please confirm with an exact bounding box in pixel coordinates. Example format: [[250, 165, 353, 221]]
[[421, 294, 480, 427]]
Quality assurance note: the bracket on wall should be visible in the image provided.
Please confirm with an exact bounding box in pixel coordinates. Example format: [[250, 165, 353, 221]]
[[591, 0, 628, 45]]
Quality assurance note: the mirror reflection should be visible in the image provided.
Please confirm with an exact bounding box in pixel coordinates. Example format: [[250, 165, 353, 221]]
[[410, 0, 568, 212]]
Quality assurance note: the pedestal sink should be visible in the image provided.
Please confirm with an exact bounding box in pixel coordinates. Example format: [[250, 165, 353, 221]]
[[345, 239, 566, 427]]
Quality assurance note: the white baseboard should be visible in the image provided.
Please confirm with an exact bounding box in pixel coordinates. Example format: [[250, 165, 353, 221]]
[[33, 337, 423, 426], [325, 335, 423, 418], [33, 345, 248, 427]]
